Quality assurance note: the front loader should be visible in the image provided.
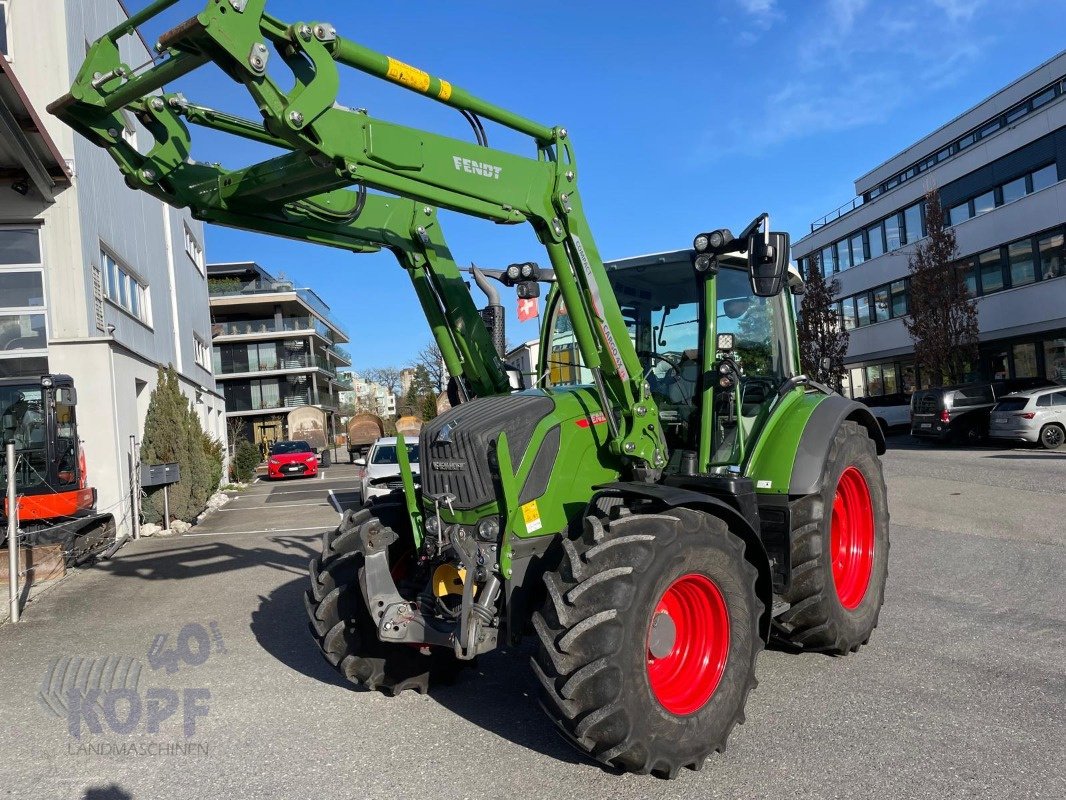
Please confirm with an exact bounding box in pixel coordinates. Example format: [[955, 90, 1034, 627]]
[[54, 0, 890, 778]]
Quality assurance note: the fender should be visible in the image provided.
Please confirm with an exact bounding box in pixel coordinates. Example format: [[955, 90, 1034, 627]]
[[591, 482, 774, 641], [790, 394, 885, 496]]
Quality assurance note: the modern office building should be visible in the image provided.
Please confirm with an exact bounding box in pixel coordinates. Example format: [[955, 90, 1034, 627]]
[[208, 262, 352, 450], [793, 51, 1066, 398], [0, 1, 225, 542]]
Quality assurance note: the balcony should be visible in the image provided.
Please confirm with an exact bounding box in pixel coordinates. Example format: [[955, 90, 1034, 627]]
[[211, 315, 340, 342], [208, 278, 348, 335], [213, 352, 339, 378]]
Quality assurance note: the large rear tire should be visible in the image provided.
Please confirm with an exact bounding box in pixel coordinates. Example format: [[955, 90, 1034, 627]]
[[779, 421, 889, 653], [533, 508, 762, 778], [305, 502, 460, 694]]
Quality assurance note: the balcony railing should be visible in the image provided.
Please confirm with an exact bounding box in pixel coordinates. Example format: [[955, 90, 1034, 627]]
[[211, 316, 341, 343], [213, 352, 339, 377], [208, 279, 348, 335], [810, 195, 864, 232]]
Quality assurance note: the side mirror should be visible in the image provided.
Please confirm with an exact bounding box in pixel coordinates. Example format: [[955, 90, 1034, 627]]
[[57, 387, 77, 405], [354, 458, 366, 467], [748, 231, 791, 297], [505, 367, 525, 391]]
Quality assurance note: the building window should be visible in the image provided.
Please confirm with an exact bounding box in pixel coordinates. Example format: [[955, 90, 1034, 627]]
[[850, 233, 866, 266], [884, 214, 902, 252], [903, 203, 924, 244], [977, 248, 1004, 294], [1007, 238, 1036, 287], [1031, 87, 1056, 110], [840, 298, 856, 330], [1001, 175, 1027, 205], [821, 245, 836, 274], [866, 223, 885, 259], [836, 239, 852, 271], [948, 201, 970, 226], [194, 336, 210, 370], [973, 190, 995, 216], [1031, 163, 1057, 192], [1012, 343, 1038, 378], [0, 1, 9, 59], [184, 224, 204, 275], [0, 271, 44, 307], [855, 293, 872, 327], [1045, 338, 1066, 383], [101, 248, 151, 325], [872, 285, 890, 322], [890, 280, 908, 317], [0, 228, 46, 377], [1038, 232, 1064, 279], [957, 261, 977, 296], [0, 312, 46, 351]]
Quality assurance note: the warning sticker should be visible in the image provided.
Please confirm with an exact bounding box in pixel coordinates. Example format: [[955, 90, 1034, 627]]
[[438, 79, 453, 101], [521, 499, 543, 534], [386, 57, 431, 93]]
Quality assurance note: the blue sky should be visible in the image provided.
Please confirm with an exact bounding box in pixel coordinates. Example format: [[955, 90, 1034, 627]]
[[133, 0, 1065, 371]]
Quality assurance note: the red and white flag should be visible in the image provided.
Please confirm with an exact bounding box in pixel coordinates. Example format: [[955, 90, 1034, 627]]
[[517, 297, 539, 322]]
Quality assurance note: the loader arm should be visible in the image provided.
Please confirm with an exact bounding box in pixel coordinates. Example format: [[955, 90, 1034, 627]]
[[49, 0, 667, 474]]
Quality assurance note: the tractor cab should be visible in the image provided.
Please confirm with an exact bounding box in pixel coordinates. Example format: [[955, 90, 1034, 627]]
[[541, 245, 800, 475]]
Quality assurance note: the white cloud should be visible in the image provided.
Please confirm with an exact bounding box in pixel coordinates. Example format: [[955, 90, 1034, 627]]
[[737, 0, 783, 28], [931, 0, 986, 23]]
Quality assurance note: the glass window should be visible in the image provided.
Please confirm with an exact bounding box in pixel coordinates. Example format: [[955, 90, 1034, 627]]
[[901, 363, 917, 396], [841, 298, 857, 330], [903, 203, 923, 244], [978, 248, 1004, 294], [850, 233, 866, 266], [849, 367, 866, 398], [1031, 87, 1055, 109], [957, 261, 977, 296], [1038, 232, 1064, 279], [973, 191, 995, 215], [872, 286, 890, 322], [936, 147, 951, 162], [884, 215, 902, 251], [0, 272, 44, 307], [821, 246, 836, 274], [1001, 176, 1026, 204], [836, 239, 852, 271], [0, 228, 41, 265], [867, 224, 885, 259], [0, 313, 47, 351], [979, 120, 1001, 138], [883, 364, 899, 395], [1005, 104, 1028, 124], [890, 279, 908, 317], [855, 294, 872, 327], [949, 202, 970, 226], [865, 365, 884, 396], [1031, 163, 1057, 192], [798, 257, 809, 278], [101, 249, 149, 324], [957, 132, 976, 150], [1007, 239, 1036, 287], [1012, 343, 1038, 378], [0, 2, 8, 58], [1045, 338, 1066, 383]]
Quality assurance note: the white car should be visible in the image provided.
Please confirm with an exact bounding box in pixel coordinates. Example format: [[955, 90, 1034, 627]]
[[356, 437, 420, 503]]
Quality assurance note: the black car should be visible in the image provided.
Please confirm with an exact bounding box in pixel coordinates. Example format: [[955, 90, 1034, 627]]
[[910, 378, 1054, 443]]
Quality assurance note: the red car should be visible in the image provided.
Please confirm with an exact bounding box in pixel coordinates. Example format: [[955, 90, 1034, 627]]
[[266, 440, 319, 480]]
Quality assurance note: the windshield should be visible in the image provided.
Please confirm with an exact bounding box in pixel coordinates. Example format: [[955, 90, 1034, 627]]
[[371, 444, 420, 465], [0, 382, 48, 493], [271, 441, 313, 454]]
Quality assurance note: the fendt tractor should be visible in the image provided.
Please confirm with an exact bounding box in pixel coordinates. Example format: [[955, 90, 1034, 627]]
[[54, 0, 889, 777], [1, 375, 115, 563]]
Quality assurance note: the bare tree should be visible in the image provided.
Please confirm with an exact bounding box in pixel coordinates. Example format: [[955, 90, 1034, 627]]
[[364, 366, 404, 399], [798, 252, 849, 392], [415, 341, 447, 393], [902, 189, 979, 387]]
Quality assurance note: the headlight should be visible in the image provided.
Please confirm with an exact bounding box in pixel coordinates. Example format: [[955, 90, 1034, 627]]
[[268, 458, 279, 465], [693, 233, 709, 252], [519, 262, 535, 279], [476, 517, 500, 542], [424, 515, 440, 535], [306, 455, 317, 463], [505, 264, 522, 281]]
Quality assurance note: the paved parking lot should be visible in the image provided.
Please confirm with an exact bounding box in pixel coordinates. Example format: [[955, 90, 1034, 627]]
[[1, 439, 1063, 799]]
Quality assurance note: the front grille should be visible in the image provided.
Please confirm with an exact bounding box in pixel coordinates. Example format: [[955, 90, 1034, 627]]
[[419, 394, 555, 510]]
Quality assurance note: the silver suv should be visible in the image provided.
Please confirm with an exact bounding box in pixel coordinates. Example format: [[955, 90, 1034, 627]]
[[989, 386, 1066, 449]]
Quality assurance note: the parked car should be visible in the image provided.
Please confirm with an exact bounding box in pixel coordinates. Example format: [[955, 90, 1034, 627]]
[[856, 392, 912, 433], [356, 437, 420, 503], [910, 378, 1054, 443], [267, 440, 319, 480], [989, 386, 1066, 449]]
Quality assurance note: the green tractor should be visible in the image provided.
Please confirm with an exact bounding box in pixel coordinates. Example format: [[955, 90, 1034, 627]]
[[53, 0, 889, 777]]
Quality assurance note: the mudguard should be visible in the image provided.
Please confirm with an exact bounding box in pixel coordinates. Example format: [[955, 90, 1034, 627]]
[[789, 394, 885, 496]]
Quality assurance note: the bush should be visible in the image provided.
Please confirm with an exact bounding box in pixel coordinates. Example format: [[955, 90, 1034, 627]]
[[232, 440, 261, 483], [140, 366, 219, 524]]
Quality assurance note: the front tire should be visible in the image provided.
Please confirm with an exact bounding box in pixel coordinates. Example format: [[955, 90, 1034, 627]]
[[305, 502, 460, 694], [779, 421, 889, 653], [533, 508, 762, 778]]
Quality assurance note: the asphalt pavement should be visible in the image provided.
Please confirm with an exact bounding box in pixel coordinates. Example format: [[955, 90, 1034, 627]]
[[1, 439, 1063, 799]]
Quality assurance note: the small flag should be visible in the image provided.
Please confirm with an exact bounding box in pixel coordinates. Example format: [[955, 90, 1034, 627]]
[[517, 297, 539, 322]]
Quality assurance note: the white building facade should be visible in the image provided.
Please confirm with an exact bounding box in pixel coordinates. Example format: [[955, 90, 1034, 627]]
[[0, 0, 226, 540]]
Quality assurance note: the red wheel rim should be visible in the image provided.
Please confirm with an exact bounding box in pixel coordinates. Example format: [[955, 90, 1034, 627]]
[[646, 573, 730, 715], [830, 466, 875, 610]]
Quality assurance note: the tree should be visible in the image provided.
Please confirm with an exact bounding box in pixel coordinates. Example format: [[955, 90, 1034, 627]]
[[902, 189, 979, 387], [416, 341, 447, 393], [798, 252, 850, 392], [401, 365, 438, 420], [140, 366, 217, 524]]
